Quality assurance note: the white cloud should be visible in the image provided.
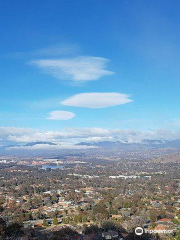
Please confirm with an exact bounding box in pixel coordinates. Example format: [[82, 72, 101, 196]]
[[47, 111, 75, 120], [31, 56, 114, 82], [61, 92, 133, 108], [7, 143, 96, 151], [1, 127, 180, 147], [0, 127, 35, 139]]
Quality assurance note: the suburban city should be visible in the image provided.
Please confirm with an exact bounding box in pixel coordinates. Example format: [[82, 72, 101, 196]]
[[0, 143, 180, 239], [1, 0, 180, 239]]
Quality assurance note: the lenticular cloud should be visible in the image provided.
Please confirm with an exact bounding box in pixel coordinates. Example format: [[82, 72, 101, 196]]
[[61, 92, 133, 108], [47, 111, 75, 120]]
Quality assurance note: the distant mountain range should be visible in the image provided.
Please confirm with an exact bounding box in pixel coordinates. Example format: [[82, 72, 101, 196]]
[[0, 142, 59, 153], [1, 139, 180, 155], [24, 142, 57, 146], [77, 139, 180, 148]]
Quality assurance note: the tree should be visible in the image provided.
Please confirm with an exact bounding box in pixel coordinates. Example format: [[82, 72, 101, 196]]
[[63, 217, 70, 224], [53, 217, 58, 225], [50, 227, 80, 240], [150, 209, 158, 223], [82, 216, 88, 223], [172, 219, 179, 225], [102, 221, 116, 231], [102, 221, 126, 233], [93, 201, 109, 220], [43, 218, 48, 227], [0, 218, 6, 237], [83, 225, 101, 235], [0, 219, 23, 240]]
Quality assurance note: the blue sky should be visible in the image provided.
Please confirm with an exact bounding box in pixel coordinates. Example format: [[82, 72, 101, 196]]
[[0, 0, 180, 148]]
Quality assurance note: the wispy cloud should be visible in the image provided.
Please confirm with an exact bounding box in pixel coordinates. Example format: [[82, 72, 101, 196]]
[[4, 44, 79, 59], [47, 111, 75, 120], [31, 56, 114, 82], [31, 44, 79, 57], [61, 92, 133, 108]]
